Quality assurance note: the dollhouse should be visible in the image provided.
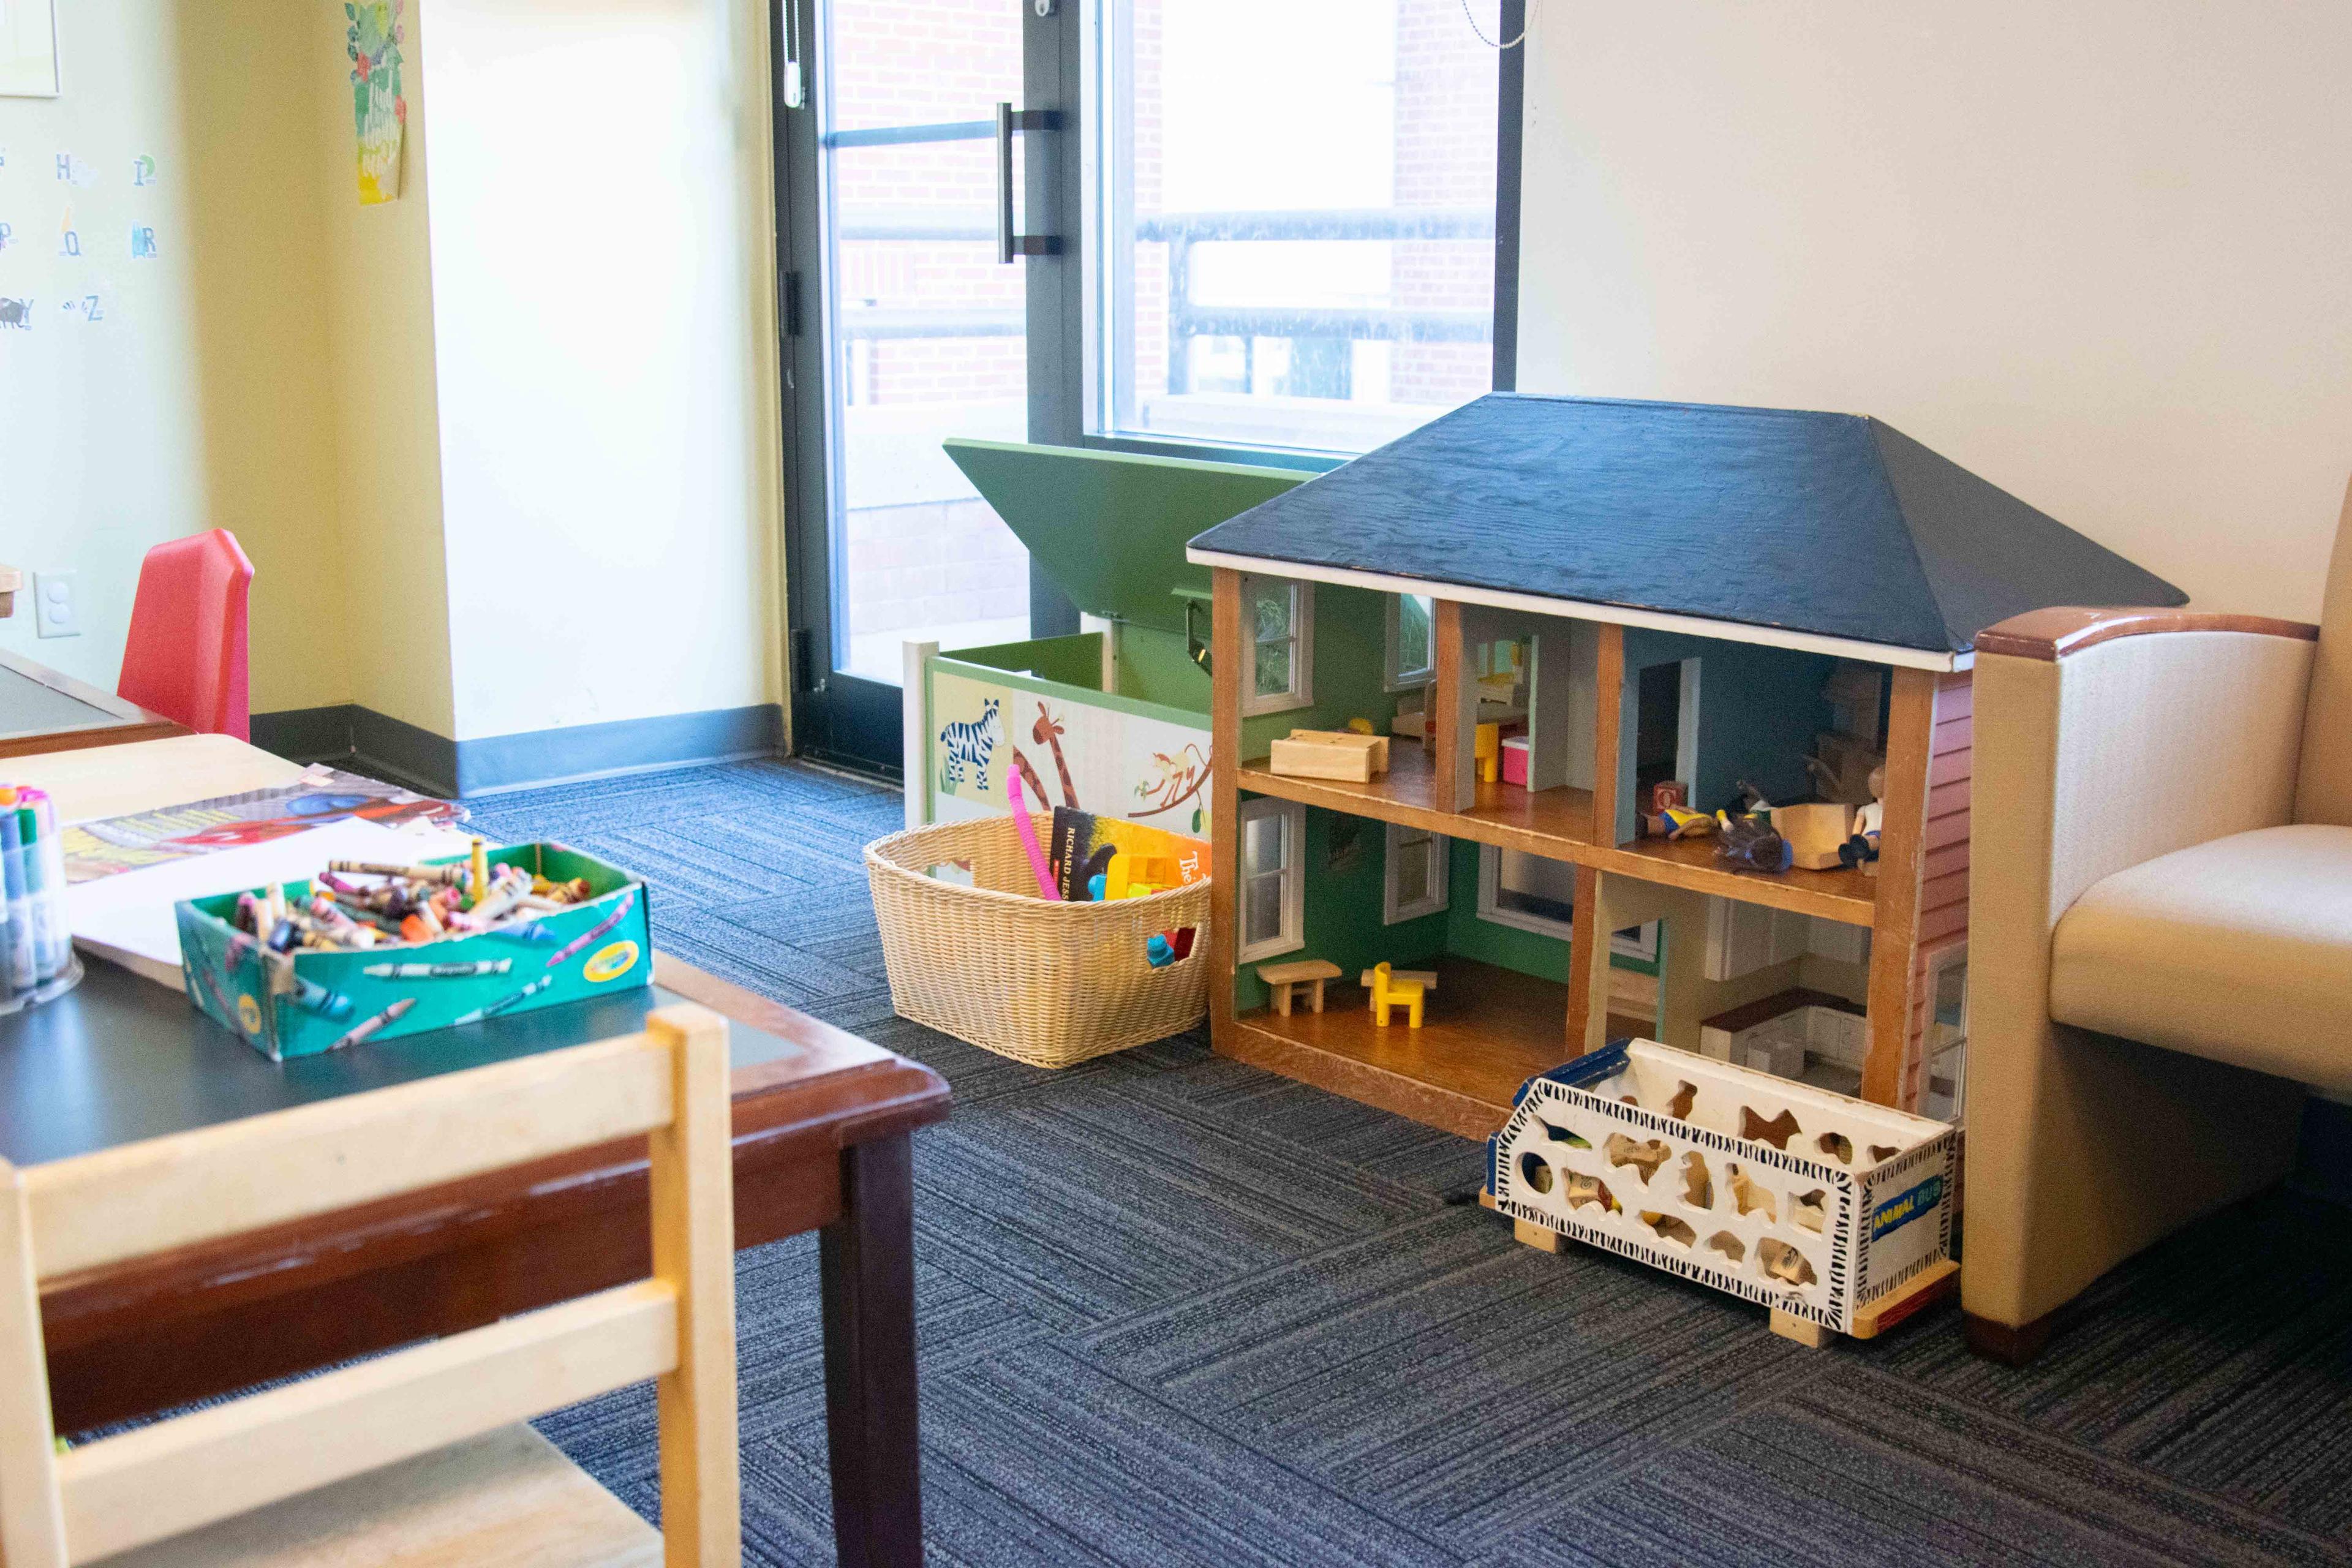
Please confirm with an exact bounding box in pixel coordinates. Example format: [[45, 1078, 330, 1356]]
[[1187, 393, 2184, 1136]]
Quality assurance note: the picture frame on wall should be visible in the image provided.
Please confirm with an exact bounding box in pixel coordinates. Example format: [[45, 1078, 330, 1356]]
[[0, 0, 60, 97]]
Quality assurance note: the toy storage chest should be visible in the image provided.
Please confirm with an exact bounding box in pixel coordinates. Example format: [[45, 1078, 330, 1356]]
[[1488, 1039, 1954, 1336], [905, 442, 1307, 839]]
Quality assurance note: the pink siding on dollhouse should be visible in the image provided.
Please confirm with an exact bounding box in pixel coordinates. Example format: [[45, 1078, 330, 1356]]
[[1901, 673, 1973, 1107]]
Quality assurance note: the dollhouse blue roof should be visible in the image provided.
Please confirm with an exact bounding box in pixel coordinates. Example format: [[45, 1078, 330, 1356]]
[[1185, 394, 2185, 656]]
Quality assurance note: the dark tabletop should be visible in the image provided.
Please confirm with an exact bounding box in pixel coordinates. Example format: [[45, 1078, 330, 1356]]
[[0, 662, 129, 744], [0, 959, 809, 1165]]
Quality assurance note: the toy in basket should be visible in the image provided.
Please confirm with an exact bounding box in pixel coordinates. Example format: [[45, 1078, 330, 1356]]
[[1487, 1039, 1956, 1346], [864, 810, 1210, 1069]]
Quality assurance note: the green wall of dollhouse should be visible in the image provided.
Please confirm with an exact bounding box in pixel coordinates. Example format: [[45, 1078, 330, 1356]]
[[1231, 801, 1449, 1014], [1235, 808, 1618, 1015], [1237, 582, 1400, 759], [1614, 630, 1843, 843]]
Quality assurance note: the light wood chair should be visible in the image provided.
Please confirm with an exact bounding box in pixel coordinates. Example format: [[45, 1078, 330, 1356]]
[[0, 1005, 741, 1568]]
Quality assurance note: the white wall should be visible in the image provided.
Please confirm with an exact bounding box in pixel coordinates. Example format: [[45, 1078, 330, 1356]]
[[1515, 1, 2352, 620], [420, 0, 785, 742]]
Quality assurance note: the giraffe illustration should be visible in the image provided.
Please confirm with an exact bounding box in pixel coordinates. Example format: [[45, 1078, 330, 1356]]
[[1033, 704, 1079, 809], [1009, 747, 1051, 816]]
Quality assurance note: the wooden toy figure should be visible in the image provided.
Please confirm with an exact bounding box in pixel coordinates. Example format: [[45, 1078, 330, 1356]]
[[1839, 764, 1888, 873], [1368, 962, 1426, 1028]]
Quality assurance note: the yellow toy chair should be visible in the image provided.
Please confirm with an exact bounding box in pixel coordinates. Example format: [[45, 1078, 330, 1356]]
[[1368, 962, 1426, 1029], [1474, 723, 1501, 784]]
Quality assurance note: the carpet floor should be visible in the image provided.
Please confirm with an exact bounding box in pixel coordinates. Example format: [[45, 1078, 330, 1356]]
[[460, 758, 2352, 1567]]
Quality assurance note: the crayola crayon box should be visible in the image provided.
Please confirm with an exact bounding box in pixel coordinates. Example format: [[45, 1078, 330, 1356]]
[[174, 842, 652, 1061]]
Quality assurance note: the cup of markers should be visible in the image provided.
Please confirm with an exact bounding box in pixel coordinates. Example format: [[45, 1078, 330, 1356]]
[[174, 839, 652, 1061], [0, 785, 81, 1014]]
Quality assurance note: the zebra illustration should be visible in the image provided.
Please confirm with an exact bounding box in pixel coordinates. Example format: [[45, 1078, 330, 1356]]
[[938, 698, 1003, 794]]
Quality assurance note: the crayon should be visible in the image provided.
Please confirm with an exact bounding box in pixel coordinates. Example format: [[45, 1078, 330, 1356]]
[[326, 860, 470, 886], [453, 973, 553, 1025], [486, 920, 559, 944], [327, 995, 417, 1052], [470, 838, 491, 910], [287, 972, 355, 1019], [544, 888, 637, 970], [363, 958, 513, 979]]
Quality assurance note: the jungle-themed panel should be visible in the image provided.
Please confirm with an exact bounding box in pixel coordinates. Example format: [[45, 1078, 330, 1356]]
[[929, 666, 1212, 836]]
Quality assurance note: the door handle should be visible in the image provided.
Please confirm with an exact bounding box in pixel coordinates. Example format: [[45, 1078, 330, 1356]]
[[995, 102, 1063, 263]]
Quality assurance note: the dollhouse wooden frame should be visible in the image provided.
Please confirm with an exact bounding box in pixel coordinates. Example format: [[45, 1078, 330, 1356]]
[[1188, 393, 2184, 1136]]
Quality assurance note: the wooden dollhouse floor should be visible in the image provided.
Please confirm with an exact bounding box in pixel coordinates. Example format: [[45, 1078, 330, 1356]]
[[1229, 957, 1590, 1139]]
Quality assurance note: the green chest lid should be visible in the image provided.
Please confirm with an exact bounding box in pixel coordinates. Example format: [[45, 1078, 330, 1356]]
[[943, 440, 1308, 636]]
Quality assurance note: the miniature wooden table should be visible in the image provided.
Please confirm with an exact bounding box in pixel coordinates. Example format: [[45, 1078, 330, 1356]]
[[1256, 958, 1341, 1016], [2, 730, 948, 1568], [0, 648, 184, 759]]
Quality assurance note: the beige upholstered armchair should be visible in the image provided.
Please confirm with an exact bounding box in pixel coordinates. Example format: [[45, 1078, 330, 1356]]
[[1964, 478, 2352, 1362]]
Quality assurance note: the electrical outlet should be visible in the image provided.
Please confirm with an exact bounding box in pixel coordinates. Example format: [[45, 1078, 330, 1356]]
[[32, 570, 78, 638]]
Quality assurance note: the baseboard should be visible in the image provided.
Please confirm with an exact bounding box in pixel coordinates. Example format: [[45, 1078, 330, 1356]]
[[2293, 1094, 2352, 1207], [248, 703, 785, 799], [453, 704, 783, 795], [247, 704, 361, 766]]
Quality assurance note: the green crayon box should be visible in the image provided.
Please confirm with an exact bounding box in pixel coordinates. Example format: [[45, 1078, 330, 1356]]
[[175, 842, 653, 1061]]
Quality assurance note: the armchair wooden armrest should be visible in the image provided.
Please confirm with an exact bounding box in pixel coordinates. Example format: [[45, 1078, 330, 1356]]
[[1977, 606, 2318, 662]]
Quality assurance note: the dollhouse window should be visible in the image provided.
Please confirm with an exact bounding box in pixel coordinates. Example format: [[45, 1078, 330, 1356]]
[[1240, 578, 1313, 715], [1385, 594, 1436, 690], [1477, 846, 1577, 939], [1383, 822, 1449, 924], [1237, 797, 1306, 961]]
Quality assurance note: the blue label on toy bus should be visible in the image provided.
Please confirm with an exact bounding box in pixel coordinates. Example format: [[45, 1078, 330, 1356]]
[[1870, 1175, 1944, 1242]]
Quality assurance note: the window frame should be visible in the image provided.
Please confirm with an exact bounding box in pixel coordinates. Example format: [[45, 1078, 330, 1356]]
[[1383, 821, 1449, 925], [1238, 576, 1314, 716], [1052, 0, 1527, 467], [1384, 594, 1437, 692], [1474, 843, 1577, 940], [1237, 796, 1307, 962]]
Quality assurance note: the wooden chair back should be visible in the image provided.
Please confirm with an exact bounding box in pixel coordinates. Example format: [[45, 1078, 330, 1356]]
[[0, 1005, 740, 1568]]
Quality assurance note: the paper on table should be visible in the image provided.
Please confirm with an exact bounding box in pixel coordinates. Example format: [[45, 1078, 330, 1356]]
[[67, 817, 483, 989]]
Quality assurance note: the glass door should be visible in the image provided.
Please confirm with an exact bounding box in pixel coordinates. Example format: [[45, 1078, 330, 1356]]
[[777, 0, 1075, 775]]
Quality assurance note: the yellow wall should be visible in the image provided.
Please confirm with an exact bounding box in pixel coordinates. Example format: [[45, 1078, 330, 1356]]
[[1517, 0, 2352, 619], [314, 0, 456, 736]]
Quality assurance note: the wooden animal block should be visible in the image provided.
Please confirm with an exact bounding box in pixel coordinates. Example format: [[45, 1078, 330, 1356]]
[[1267, 730, 1389, 783], [1257, 959, 1341, 1017], [1773, 802, 1855, 872]]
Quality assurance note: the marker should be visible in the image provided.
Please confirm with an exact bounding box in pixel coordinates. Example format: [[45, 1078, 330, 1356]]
[[327, 995, 417, 1052], [0, 810, 30, 992], [363, 958, 512, 979], [544, 888, 637, 970], [453, 973, 553, 1025]]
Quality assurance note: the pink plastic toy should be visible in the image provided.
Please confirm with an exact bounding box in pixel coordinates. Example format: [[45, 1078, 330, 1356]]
[[1008, 769, 1062, 900]]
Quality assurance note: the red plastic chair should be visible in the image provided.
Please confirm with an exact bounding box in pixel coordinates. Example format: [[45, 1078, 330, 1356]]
[[118, 529, 254, 741]]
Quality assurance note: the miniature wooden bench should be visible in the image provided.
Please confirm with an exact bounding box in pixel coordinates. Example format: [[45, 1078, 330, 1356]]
[[1257, 959, 1341, 1016], [1267, 729, 1389, 783], [1356, 967, 1438, 992]]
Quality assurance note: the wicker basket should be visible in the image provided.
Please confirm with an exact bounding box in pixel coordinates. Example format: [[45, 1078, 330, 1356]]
[[864, 816, 1213, 1068]]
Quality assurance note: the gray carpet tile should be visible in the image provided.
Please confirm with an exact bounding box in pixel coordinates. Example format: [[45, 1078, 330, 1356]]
[[458, 758, 2352, 1567]]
